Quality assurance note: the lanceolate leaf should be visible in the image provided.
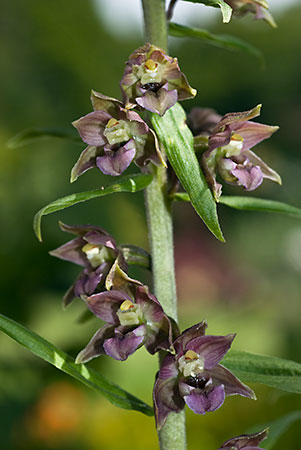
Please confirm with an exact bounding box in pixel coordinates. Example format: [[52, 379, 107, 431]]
[[7, 127, 82, 148], [222, 350, 301, 394], [181, 0, 232, 23], [151, 103, 224, 242], [219, 196, 301, 217], [0, 314, 153, 416], [169, 23, 263, 62], [172, 193, 301, 219], [33, 173, 153, 242]]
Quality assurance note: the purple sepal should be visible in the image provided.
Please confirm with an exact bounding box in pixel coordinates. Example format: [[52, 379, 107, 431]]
[[153, 354, 185, 430], [75, 324, 115, 364], [96, 140, 136, 176], [72, 110, 110, 146], [218, 428, 269, 449], [183, 384, 225, 415], [103, 325, 146, 361], [207, 364, 256, 399], [49, 236, 88, 267], [70, 146, 99, 183]]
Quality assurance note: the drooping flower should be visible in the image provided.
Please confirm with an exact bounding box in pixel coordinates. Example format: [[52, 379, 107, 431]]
[[71, 90, 164, 179], [49, 222, 126, 307], [120, 43, 196, 116], [218, 428, 269, 450], [75, 284, 177, 363], [202, 104, 281, 200], [153, 321, 255, 429], [225, 0, 276, 27]]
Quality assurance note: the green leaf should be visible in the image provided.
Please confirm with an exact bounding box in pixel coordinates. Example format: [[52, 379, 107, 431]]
[[33, 173, 153, 242], [172, 193, 301, 219], [7, 127, 82, 148], [182, 0, 232, 23], [222, 350, 301, 394], [219, 195, 301, 217], [259, 411, 301, 449], [0, 314, 153, 416], [169, 23, 263, 62], [119, 244, 151, 270], [151, 103, 224, 242]]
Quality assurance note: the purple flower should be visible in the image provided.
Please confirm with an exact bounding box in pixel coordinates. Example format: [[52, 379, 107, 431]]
[[75, 285, 176, 363], [120, 43, 196, 116], [153, 321, 255, 429], [218, 428, 269, 449], [202, 104, 281, 200], [72, 90, 164, 179], [49, 222, 126, 307], [225, 0, 276, 27]]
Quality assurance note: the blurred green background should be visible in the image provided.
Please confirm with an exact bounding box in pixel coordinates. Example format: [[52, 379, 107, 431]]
[[0, 1, 301, 449]]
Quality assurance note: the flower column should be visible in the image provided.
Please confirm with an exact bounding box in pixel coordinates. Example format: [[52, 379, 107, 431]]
[[141, 0, 187, 449]]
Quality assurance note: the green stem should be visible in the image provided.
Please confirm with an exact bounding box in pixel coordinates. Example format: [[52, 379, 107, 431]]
[[141, 1, 187, 449]]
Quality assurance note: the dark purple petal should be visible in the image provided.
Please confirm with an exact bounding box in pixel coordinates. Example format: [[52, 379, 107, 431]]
[[49, 236, 87, 267], [96, 140, 136, 176], [84, 230, 116, 250], [208, 364, 256, 399], [183, 384, 225, 414], [90, 90, 122, 115], [174, 321, 208, 356], [136, 86, 178, 116], [70, 146, 99, 183], [153, 354, 184, 430], [73, 264, 108, 298], [243, 149, 282, 184], [231, 165, 263, 191], [103, 325, 146, 360], [84, 290, 132, 324], [208, 128, 232, 152], [219, 428, 269, 450], [72, 110, 111, 146], [75, 324, 115, 364], [185, 334, 235, 369]]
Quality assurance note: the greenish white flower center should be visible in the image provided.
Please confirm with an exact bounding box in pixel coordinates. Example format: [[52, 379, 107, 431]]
[[135, 58, 164, 85], [178, 350, 205, 378], [82, 243, 112, 268], [117, 300, 144, 326], [222, 133, 244, 157], [103, 118, 131, 145]]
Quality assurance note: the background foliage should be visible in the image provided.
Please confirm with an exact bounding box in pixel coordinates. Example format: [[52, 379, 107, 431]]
[[1, 1, 301, 449]]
